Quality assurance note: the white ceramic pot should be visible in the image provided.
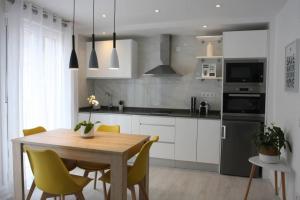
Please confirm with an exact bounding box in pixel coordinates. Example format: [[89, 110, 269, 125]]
[[259, 153, 280, 164], [78, 126, 94, 138]]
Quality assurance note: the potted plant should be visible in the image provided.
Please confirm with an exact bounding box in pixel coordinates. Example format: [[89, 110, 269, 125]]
[[254, 123, 292, 163], [74, 95, 100, 138]]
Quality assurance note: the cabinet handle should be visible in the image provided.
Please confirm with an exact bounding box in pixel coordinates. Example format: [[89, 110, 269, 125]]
[[222, 125, 226, 139]]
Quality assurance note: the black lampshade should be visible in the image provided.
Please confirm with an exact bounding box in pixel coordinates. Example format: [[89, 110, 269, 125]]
[[89, 48, 98, 68], [69, 35, 78, 69], [69, 48, 78, 69], [69, 0, 79, 69]]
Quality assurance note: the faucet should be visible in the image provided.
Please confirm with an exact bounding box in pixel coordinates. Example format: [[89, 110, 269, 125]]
[[105, 91, 113, 109]]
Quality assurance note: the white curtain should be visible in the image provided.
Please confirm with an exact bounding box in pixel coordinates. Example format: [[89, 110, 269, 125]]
[[0, 0, 75, 197], [21, 2, 72, 130], [21, 2, 73, 189], [0, 0, 23, 197]]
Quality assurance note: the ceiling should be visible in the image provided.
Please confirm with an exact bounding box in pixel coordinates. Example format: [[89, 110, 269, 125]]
[[31, 0, 286, 36]]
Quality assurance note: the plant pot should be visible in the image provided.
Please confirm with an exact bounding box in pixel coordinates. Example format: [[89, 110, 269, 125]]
[[258, 146, 280, 164], [78, 126, 94, 138]]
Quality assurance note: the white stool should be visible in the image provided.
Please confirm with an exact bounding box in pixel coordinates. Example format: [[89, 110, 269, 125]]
[[244, 156, 290, 200]]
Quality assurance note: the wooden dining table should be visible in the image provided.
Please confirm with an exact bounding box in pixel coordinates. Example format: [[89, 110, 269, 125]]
[[12, 129, 150, 200]]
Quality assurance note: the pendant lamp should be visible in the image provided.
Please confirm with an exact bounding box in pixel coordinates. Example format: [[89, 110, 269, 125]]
[[69, 0, 79, 69], [109, 0, 119, 69], [89, 0, 99, 68]]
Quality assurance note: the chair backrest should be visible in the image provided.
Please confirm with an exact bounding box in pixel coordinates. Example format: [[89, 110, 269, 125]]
[[97, 124, 120, 134], [128, 136, 159, 185], [26, 148, 81, 195], [23, 126, 46, 136]]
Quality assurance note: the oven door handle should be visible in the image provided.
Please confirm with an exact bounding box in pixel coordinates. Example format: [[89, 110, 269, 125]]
[[221, 125, 226, 139], [227, 94, 261, 97]]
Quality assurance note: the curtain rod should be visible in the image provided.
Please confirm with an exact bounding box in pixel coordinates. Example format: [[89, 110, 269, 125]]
[[23, 3, 71, 26]]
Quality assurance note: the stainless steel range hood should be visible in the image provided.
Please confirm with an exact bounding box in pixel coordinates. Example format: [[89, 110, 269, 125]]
[[144, 35, 181, 77]]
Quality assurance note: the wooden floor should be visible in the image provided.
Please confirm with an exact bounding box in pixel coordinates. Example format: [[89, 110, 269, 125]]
[[30, 166, 276, 200]]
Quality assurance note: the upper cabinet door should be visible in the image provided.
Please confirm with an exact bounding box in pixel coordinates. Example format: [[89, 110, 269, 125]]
[[86, 39, 138, 79], [223, 30, 268, 58]]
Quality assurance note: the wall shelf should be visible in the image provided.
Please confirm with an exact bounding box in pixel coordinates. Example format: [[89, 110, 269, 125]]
[[195, 77, 223, 81], [196, 56, 223, 59], [196, 35, 223, 43]]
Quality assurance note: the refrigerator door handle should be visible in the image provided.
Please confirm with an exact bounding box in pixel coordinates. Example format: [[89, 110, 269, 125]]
[[222, 125, 226, 139]]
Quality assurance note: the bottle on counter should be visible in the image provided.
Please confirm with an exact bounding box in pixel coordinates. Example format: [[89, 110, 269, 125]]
[[119, 100, 124, 112], [190, 96, 197, 113]]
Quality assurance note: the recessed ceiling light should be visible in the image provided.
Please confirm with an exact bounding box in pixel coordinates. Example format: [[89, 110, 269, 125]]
[[216, 4, 221, 8], [202, 25, 208, 28], [154, 9, 160, 13], [101, 14, 107, 18]]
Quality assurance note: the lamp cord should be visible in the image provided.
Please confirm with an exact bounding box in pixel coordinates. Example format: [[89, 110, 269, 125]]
[[73, 0, 75, 35], [93, 0, 95, 34], [114, 0, 116, 32]]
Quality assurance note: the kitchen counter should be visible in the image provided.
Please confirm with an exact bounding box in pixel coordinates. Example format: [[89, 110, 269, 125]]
[[79, 106, 220, 119]]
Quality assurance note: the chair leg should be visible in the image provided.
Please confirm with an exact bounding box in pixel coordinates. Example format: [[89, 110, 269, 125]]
[[75, 192, 85, 200], [138, 182, 149, 200], [100, 170, 108, 200], [93, 171, 98, 189], [41, 192, 48, 200], [83, 170, 89, 177], [26, 181, 36, 200], [129, 186, 137, 200], [107, 187, 111, 200]]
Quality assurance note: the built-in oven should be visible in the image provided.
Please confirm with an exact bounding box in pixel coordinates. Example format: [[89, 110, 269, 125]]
[[224, 59, 266, 90], [223, 93, 265, 117]]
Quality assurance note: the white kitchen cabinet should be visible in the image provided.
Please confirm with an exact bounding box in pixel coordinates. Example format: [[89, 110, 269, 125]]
[[197, 119, 221, 164], [77, 113, 132, 133], [86, 39, 138, 79], [223, 30, 268, 58], [139, 116, 175, 160], [175, 118, 197, 162], [131, 115, 140, 134]]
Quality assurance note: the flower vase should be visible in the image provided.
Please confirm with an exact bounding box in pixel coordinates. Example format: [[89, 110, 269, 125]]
[[78, 126, 94, 138]]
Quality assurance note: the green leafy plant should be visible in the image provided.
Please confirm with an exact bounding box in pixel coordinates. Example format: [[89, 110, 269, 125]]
[[74, 95, 100, 134], [254, 123, 292, 155]]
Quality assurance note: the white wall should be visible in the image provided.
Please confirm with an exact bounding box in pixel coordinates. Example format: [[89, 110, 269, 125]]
[[0, 0, 5, 192], [267, 0, 300, 198], [77, 35, 94, 108]]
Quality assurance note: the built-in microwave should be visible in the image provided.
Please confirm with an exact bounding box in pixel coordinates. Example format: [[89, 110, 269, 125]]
[[224, 59, 266, 87]]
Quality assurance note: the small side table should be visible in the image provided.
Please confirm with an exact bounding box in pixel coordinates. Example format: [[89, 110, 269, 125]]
[[244, 156, 290, 200]]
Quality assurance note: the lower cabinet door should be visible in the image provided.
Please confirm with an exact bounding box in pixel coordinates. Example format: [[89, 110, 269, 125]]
[[197, 119, 221, 164], [150, 142, 175, 160], [175, 118, 197, 162]]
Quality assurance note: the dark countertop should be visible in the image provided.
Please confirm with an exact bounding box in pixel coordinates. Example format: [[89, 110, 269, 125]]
[[79, 106, 221, 120]]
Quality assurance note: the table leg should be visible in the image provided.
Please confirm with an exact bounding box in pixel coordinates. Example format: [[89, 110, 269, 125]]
[[139, 150, 149, 200], [110, 154, 127, 200], [13, 142, 25, 200], [244, 164, 256, 200], [281, 172, 286, 200], [274, 171, 278, 195]]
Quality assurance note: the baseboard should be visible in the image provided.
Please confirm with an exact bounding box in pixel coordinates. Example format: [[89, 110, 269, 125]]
[[149, 158, 219, 172]]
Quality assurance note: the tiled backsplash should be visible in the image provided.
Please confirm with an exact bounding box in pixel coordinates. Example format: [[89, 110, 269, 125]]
[[91, 35, 222, 110]]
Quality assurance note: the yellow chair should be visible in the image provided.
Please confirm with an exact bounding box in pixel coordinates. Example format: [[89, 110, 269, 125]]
[[26, 148, 91, 200], [100, 136, 159, 200], [23, 126, 77, 200], [76, 124, 120, 199]]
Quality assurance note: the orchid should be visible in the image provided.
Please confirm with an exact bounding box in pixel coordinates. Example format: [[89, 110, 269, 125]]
[[74, 95, 100, 134]]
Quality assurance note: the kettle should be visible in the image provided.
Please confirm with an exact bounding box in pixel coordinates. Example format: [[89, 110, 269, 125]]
[[199, 101, 209, 115]]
